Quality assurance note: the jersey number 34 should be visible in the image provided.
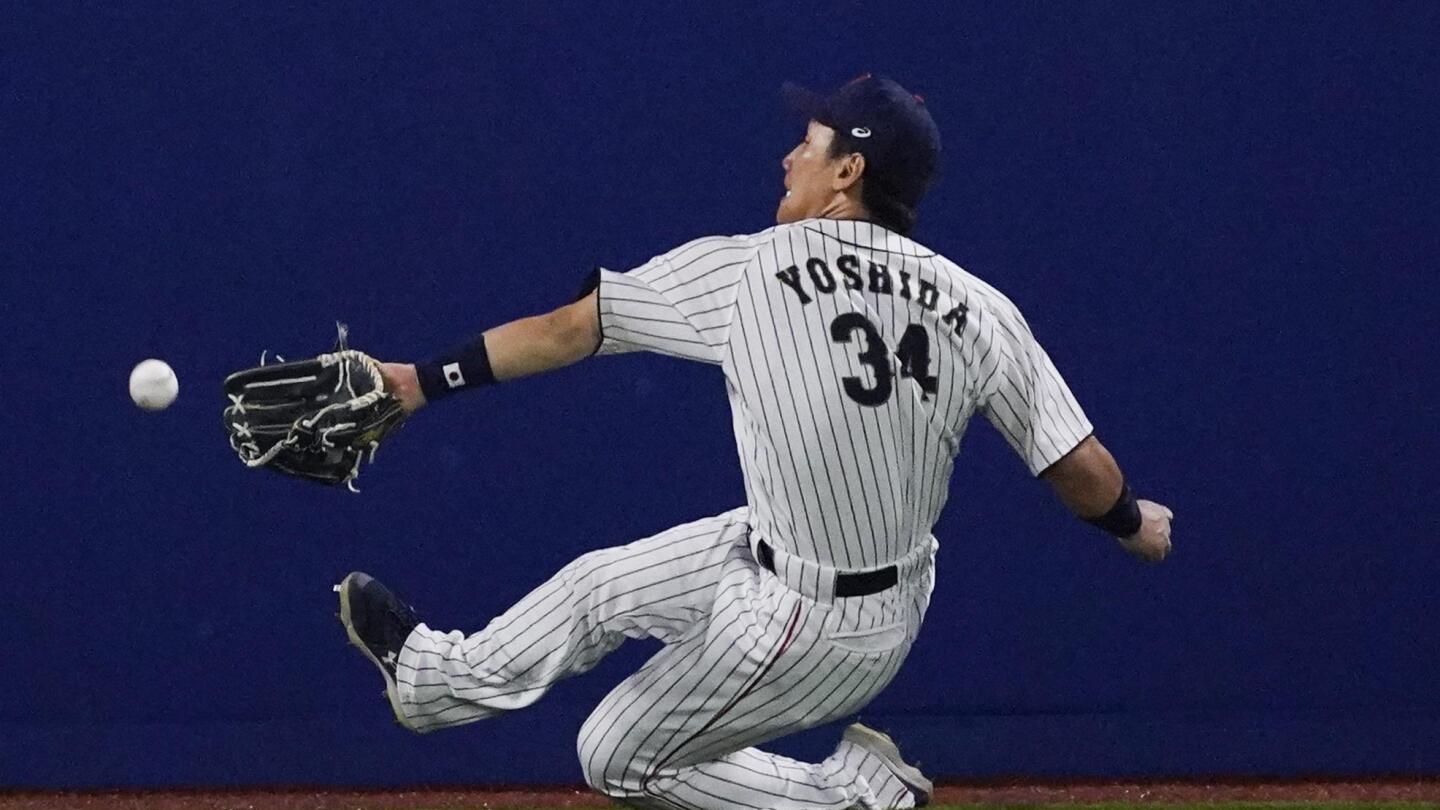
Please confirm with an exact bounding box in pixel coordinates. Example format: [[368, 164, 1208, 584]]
[[830, 313, 938, 406]]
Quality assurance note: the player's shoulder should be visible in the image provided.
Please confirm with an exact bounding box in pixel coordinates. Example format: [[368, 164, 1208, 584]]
[[856, 229, 1022, 318], [772, 218, 1025, 313], [659, 228, 774, 265], [892, 235, 1034, 344], [665, 218, 918, 258], [933, 255, 1022, 318]]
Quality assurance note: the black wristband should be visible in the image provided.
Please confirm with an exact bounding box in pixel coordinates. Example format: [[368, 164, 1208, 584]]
[[416, 333, 497, 402], [1086, 482, 1143, 538]]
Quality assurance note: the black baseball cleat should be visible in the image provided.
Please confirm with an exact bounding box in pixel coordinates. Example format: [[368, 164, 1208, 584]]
[[335, 571, 421, 730], [843, 723, 933, 807]]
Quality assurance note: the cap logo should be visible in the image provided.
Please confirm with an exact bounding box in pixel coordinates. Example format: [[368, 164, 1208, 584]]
[[851, 127, 872, 138]]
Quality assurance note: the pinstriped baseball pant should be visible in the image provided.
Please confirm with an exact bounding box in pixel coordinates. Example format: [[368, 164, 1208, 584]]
[[394, 508, 934, 810]]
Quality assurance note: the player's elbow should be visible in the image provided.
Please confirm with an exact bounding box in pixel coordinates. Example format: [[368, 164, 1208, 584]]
[[1042, 436, 1124, 519], [547, 294, 602, 358]]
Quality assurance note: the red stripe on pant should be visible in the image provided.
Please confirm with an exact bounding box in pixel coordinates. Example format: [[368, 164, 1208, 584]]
[[641, 600, 806, 791]]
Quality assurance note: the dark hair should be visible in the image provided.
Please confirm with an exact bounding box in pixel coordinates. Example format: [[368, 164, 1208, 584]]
[[828, 131, 920, 235]]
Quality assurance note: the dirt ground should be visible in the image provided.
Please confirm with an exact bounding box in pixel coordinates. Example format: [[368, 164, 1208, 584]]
[[3, 779, 1440, 809]]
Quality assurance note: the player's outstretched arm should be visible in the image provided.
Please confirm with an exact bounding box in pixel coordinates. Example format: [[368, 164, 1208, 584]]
[[481, 291, 602, 381], [378, 291, 601, 412], [1041, 436, 1173, 563]]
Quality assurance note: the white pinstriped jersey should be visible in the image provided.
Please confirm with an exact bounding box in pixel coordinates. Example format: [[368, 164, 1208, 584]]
[[595, 218, 1093, 571]]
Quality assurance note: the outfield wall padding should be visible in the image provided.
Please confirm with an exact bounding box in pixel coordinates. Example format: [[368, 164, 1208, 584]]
[[4, 1, 1435, 788]]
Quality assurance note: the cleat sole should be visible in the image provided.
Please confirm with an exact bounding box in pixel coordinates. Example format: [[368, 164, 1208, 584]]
[[844, 723, 933, 806], [336, 572, 418, 732]]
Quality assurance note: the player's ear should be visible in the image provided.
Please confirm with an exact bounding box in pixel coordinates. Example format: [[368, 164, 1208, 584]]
[[832, 152, 865, 192]]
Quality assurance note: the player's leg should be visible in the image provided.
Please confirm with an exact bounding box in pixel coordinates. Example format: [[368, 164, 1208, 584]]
[[617, 728, 930, 810], [377, 509, 747, 732], [577, 547, 934, 810]]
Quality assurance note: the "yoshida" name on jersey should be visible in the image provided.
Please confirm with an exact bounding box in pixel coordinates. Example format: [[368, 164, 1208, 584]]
[[774, 255, 969, 333]]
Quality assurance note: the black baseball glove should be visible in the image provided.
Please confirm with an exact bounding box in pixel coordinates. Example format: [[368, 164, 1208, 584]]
[[222, 327, 407, 490]]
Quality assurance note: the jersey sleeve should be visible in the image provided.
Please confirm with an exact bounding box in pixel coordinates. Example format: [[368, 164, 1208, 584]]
[[589, 235, 758, 365], [979, 303, 1094, 476]]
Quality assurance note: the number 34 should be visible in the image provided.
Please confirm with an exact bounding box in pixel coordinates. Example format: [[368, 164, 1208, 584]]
[[829, 313, 938, 406]]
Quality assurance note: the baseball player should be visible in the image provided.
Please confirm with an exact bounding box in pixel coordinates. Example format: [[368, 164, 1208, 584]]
[[337, 75, 1173, 809]]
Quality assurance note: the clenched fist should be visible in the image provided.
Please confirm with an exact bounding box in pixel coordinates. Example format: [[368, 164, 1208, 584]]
[[1118, 500, 1173, 563]]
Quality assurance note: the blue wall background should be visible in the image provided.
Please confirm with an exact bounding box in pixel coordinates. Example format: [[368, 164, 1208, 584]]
[[3, 1, 1438, 789]]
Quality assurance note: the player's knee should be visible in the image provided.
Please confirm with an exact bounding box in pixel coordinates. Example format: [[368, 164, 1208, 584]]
[[576, 734, 620, 796], [576, 714, 645, 797], [558, 548, 624, 612], [559, 548, 609, 589]]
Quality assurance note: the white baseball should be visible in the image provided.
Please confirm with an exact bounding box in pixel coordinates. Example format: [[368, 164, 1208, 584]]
[[129, 359, 179, 411]]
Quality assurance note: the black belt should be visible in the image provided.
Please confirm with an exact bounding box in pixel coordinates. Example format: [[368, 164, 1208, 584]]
[[755, 539, 898, 597]]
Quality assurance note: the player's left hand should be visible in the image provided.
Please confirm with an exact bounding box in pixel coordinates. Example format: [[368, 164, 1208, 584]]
[[222, 343, 409, 489], [1118, 499, 1173, 563], [379, 362, 427, 413]]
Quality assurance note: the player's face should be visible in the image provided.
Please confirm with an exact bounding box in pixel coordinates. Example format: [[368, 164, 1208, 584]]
[[777, 121, 844, 224]]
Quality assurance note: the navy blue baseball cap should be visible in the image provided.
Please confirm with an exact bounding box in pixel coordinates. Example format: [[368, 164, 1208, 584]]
[[782, 74, 942, 208]]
